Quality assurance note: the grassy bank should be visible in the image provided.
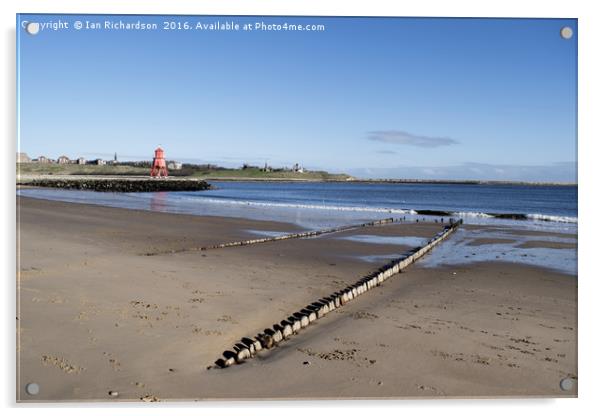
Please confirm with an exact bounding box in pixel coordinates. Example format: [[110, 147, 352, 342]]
[[16, 163, 353, 181], [189, 167, 351, 181], [17, 163, 149, 176]]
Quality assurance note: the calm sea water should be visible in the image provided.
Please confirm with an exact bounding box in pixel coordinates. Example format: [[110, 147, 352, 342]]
[[18, 181, 577, 231]]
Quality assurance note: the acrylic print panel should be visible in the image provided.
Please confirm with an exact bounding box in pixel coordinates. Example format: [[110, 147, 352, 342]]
[[16, 14, 577, 401]]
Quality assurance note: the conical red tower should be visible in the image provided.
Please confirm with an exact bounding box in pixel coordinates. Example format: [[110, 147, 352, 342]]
[[150, 146, 168, 177]]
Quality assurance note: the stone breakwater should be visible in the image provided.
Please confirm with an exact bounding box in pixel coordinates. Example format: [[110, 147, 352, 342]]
[[145, 217, 413, 256], [17, 176, 211, 192], [212, 219, 463, 369]]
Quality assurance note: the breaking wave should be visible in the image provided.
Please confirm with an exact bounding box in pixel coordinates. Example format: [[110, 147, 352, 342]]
[[187, 196, 577, 223], [182, 196, 419, 215], [525, 213, 577, 223]]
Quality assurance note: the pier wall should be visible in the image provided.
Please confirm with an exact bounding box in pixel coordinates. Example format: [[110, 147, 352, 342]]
[[17, 176, 211, 192]]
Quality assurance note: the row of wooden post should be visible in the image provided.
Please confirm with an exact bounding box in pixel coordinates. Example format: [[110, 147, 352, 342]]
[[213, 219, 463, 368]]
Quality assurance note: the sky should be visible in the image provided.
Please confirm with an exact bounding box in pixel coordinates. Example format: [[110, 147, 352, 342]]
[[17, 15, 577, 182]]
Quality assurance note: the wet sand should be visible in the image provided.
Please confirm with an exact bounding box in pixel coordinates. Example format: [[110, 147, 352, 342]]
[[17, 197, 577, 401], [463, 224, 577, 240], [517, 241, 577, 250], [467, 238, 577, 250], [466, 238, 517, 246]]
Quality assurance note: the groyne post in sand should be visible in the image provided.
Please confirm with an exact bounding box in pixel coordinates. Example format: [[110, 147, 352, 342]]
[[212, 219, 463, 369]]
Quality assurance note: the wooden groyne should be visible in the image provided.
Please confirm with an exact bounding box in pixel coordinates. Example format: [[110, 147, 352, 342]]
[[212, 219, 463, 369], [144, 217, 416, 256], [17, 176, 211, 192]]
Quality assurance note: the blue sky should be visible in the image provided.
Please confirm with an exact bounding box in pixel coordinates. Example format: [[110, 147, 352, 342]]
[[17, 15, 577, 181]]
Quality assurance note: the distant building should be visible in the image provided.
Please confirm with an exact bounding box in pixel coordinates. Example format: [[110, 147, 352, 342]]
[[292, 163, 304, 173], [16, 152, 31, 163], [57, 155, 70, 164], [93, 159, 106, 166], [167, 161, 182, 170], [35, 156, 50, 163], [77, 157, 86, 165]]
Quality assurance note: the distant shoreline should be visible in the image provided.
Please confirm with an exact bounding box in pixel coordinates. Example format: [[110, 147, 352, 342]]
[[204, 177, 577, 187], [16, 173, 577, 187], [16, 163, 576, 187]]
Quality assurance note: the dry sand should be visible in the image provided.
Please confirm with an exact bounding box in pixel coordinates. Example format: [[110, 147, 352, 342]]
[[17, 197, 577, 401]]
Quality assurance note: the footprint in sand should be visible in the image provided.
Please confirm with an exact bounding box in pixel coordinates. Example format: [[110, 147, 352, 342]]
[[333, 337, 359, 346], [430, 350, 465, 362], [41, 354, 85, 374], [298, 347, 358, 361], [509, 337, 537, 346], [471, 354, 492, 365], [396, 323, 422, 330], [563, 326, 574, 331], [352, 311, 379, 320], [217, 315, 238, 324], [103, 352, 122, 371], [192, 326, 223, 336], [416, 384, 443, 395]]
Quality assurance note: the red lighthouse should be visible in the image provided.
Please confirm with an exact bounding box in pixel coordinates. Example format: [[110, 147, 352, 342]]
[[150, 146, 168, 178]]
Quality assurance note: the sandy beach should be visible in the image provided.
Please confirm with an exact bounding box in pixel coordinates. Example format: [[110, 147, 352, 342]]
[[17, 196, 577, 401]]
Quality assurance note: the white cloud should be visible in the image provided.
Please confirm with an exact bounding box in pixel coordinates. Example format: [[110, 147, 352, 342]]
[[367, 130, 459, 148]]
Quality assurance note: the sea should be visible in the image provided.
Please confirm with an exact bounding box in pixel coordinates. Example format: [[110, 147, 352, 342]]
[[18, 181, 578, 274], [18, 181, 577, 229]]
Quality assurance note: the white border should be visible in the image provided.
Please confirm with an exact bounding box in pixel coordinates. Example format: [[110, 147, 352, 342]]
[[3, 1, 600, 415]]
